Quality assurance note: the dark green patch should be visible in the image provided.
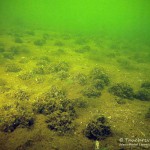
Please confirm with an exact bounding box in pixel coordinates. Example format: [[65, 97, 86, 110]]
[[5, 63, 22, 72], [54, 41, 64, 46], [84, 116, 112, 140], [14, 90, 30, 101], [19, 72, 34, 80], [82, 87, 101, 98], [0, 105, 34, 132], [135, 88, 150, 101], [90, 67, 110, 85], [141, 81, 150, 89], [145, 108, 150, 119], [14, 37, 23, 43], [34, 39, 46, 46], [109, 83, 134, 99], [74, 73, 88, 85]]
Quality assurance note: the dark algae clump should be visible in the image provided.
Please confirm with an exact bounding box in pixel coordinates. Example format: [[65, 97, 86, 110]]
[[46, 110, 75, 135], [57, 70, 69, 80], [93, 79, 105, 90], [141, 81, 150, 89], [75, 45, 91, 53], [109, 83, 134, 99], [32, 66, 45, 75], [5, 63, 22, 72], [14, 37, 23, 43], [84, 116, 112, 140], [52, 61, 70, 72], [74, 73, 88, 85], [54, 41, 64, 46], [82, 87, 101, 98], [0, 104, 34, 132], [34, 39, 46, 46], [18, 72, 34, 80], [145, 108, 150, 119], [135, 88, 150, 101], [77, 67, 110, 98], [13, 89, 30, 101], [109, 81, 150, 101], [90, 67, 110, 86], [33, 96, 77, 134], [135, 82, 150, 101], [0, 78, 7, 86]]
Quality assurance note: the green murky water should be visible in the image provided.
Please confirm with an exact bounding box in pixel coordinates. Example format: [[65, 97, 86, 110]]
[[0, 1, 150, 150]]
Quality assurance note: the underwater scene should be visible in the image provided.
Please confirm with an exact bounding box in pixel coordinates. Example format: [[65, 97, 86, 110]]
[[0, 0, 150, 150]]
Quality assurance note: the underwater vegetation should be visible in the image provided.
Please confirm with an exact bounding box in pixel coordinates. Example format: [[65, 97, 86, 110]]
[[75, 45, 91, 53], [74, 73, 88, 86], [52, 61, 70, 73], [46, 103, 76, 135], [0, 26, 149, 150], [2, 52, 14, 59], [54, 41, 64, 46], [130, 52, 150, 64], [117, 58, 138, 70], [74, 38, 88, 45], [19, 57, 29, 64], [16, 139, 34, 150], [115, 97, 127, 105], [54, 48, 66, 56], [33, 86, 67, 114], [0, 46, 5, 53], [84, 116, 112, 140], [135, 88, 150, 101], [33, 61, 70, 75], [33, 99, 59, 114], [87, 51, 100, 62], [75, 67, 110, 88], [13, 89, 30, 101], [0, 86, 10, 94], [135, 81, 150, 101], [10, 46, 30, 55], [43, 86, 66, 100], [82, 87, 101, 98], [18, 72, 34, 80], [36, 58, 50, 66], [5, 63, 22, 72], [109, 81, 150, 101], [106, 50, 120, 59], [73, 67, 110, 98], [145, 108, 150, 119], [34, 39, 46, 46], [0, 78, 10, 94], [73, 97, 88, 108], [33, 86, 77, 135], [0, 103, 34, 132], [89, 67, 110, 86], [57, 70, 69, 80], [93, 79, 106, 90], [0, 78, 7, 86], [141, 81, 150, 89], [25, 31, 35, 36], [109, 83, 134, 99], [14, 37, 23, 43], [43, 33, 50, 40], [46, 110, 75, 135], [35, 76, 45, 84], [2, 45, 30, 60], [32, 66, 45, 75]]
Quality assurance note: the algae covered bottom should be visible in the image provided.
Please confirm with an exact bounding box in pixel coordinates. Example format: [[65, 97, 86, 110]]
[[0, 0, 150, 150], [0, 28, 149, 150]]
